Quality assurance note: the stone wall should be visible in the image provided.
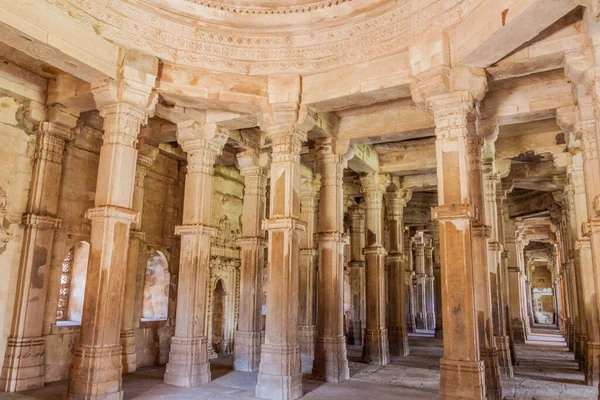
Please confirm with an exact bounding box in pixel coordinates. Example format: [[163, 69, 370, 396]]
[[0, 95, 35, 366]]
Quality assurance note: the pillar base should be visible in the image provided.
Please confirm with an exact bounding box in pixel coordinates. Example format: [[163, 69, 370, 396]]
[[348, 320, 363, 346], [67, 345, 123, 400], [298, 325, 316, 359], [233, 330, 262, 372], [120, 330, 136, 375], [312, 335, 349, 383], [256, 344, 302, 400], [481, 347, 502, 400], [585, 342, 600, 387], [362, 329, 390, 366], [415, 313, 427, 330], [494, 335, 514, 378], [439, 358, 487, 400], [389, 326, 410, 356], [164, 336, 210, 387], [0, 337, 45, 392]]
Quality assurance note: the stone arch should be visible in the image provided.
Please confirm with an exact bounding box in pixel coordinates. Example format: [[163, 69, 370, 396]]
[[141, 251, 170, 321], [57, 241, 90, 324]]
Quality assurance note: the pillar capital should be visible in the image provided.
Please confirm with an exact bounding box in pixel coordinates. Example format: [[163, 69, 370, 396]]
[[385, 187, 413, 220], [237, 149, 270, 179], [360, 173, 390, 208], [411, 66, 487, 108]]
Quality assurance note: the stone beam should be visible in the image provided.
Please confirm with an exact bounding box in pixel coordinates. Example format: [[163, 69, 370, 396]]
[[348, 144, 379, 174], [157, 63, 268, 115], [450, 0, 577, 68], [487, 10, 584, 80], [302, 53, 412, 112], [378, 139, 437, 176], [337, 99, 434, 144], [496, 123, 567, 160], [0, 1, 118, 81], [0, 58, 46, 103], [482, 69, 574, 125], [46, 74, 95, 113]]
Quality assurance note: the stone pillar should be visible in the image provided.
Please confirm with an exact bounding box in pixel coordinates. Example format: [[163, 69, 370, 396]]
[[234, 150, 269, 372], [255, 119, 308, 400], [487, 174, 513, 378], [468, 136, 502, 400], [164, 122, 228, 387], [312, 137, 352, 382], [567, 151, 600, 385], [0, 104, 79, 392], [428, 91, 486, 400], [68, 60, 158, 399], [406, 233, 417, 333], [120, 144, 158, 374], [298, 172, 319, 362], [348, 206, 366, 345], [386, 186, 412, 356], [430, 223, 443, 339], [505, 220, 527, 344], [424, 243, 435, 330], [413, 234, 428, 330], [360, 172, 390, 366]]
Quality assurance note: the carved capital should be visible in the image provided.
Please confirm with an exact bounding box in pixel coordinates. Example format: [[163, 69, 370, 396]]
[[177, 122, 229, 174], [267, 124, 306, 163], [411, 66, 487, 107], [385, 187, 413, 219], [360, 172, 390, 209]]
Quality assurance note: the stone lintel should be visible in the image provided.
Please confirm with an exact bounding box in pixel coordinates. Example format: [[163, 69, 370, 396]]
[[431, 204, 476, 221], [174, 223, 218, 237]]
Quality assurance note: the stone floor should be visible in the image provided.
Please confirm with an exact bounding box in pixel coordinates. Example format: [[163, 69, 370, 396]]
[[0, 325, 595, 399]]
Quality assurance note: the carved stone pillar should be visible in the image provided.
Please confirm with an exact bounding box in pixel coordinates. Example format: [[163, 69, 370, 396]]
[[468, 136, 502, 400], [298, 172, 319, 362], [312, 137, 352, 382], [348, 205, 366, 345], [428, 91, 486, 400], [385, 186, 412, 356], [255, 124, 307, 400], [430, 223, 443, 339], [68, 60, 157, 399], [120, 144, 158, 374], [360, 172, 390, 366], [567, 151, 600, 386], [0, 104, 79, 392], [164, 122, 228, 387], [505, 219, 526, 344], [413, 234, 427, 330], [424, 243, 435, 330], [406, 228, 417, 333], [234, 150, 269, 372]]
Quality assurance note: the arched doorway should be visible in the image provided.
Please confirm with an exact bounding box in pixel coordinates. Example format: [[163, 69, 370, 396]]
[[211, 279, 226, 354]]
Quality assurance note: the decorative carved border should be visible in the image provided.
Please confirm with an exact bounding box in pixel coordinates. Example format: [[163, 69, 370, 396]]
[[45, 0, 480, 74]]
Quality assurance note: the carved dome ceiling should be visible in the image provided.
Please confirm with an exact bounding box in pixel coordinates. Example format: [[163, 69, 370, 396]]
[[50, 0, 482, 74]]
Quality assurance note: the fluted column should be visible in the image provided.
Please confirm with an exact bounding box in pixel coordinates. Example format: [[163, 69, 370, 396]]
[[567, 151, 599, 385], [469, 136, 501, 400], [386, 186, 412, 356], [413, 234, 427, 330], [428, 91, 486, 400], [120, 144, 158, 374], [0, 104, 79, 392], [234, 150, 269, 372], [424, 243, 435, 330], [298, 172, 319, 363], [348, 205, 366, 345], [312, 137, 352, 382], [164, 122, 228, 387], [255, 125, 307, 400], [360, 172, 390, 366], [68, 63, 157, 399]]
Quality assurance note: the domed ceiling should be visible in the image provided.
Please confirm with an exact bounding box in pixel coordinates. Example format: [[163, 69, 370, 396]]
[[48, 0, 482, 74]]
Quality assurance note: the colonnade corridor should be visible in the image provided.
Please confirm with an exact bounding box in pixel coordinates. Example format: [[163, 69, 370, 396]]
[[0, 329, 594, 400]]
